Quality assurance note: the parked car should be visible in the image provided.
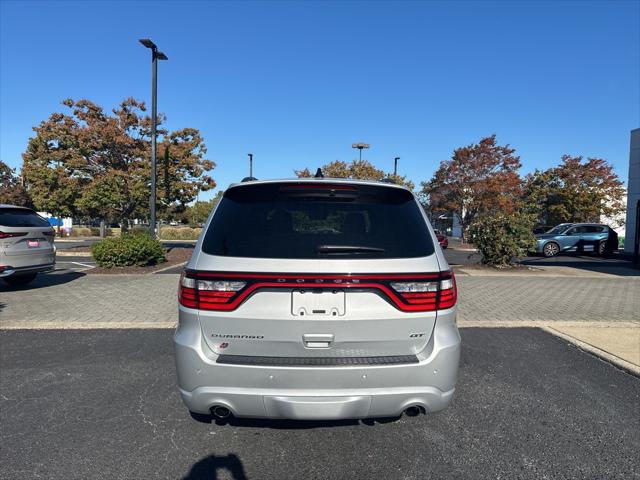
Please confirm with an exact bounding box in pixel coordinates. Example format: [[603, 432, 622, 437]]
[[433, 229, 448, 249], [0, 204, 55, 286], [175, 178, 460, 421], [535, 223, 618, 257]]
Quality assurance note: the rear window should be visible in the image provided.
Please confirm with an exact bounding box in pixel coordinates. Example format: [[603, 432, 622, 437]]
[[0, 208, 50, 227], [201, 182, 435, 259]]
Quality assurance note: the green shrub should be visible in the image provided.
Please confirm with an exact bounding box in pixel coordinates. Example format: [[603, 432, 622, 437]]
[[468, 213, 536, 267], [91, 234, 166, 268], [159, 227, 202, 240]]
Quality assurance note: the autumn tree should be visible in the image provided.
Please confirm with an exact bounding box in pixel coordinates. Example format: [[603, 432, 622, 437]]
[[295, 160, 414, 189], [420, 135, 522, 239], [183, 190, 224, 225], [0, 160, 33, 207], [523, 155, 625, 225], [22, 98, 215, 230]]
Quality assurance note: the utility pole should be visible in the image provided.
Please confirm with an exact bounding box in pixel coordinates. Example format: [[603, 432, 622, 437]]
[[139, 39, 168, 239]]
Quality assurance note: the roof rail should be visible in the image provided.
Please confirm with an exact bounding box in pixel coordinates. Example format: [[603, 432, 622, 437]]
[[241, 176, 258, 182]]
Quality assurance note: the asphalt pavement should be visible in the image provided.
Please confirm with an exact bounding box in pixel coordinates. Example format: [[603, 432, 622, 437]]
[[1, 328, 638, 480]]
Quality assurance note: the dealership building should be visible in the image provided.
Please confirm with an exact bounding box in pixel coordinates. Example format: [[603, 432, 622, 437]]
[[625, 128, 640, 261]]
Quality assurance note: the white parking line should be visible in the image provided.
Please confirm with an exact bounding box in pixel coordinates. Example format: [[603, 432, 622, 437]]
[[55, 261, 96, 271], [71, 261, 95, 269]]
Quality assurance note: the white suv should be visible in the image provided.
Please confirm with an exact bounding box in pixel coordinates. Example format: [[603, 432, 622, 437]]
[[0, 205, 55, 286], [175, 178, 460, 421]]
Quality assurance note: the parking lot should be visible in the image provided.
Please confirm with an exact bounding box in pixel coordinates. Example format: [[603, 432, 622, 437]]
[[1, 244, 639, 479], [1, 328, 638, 480]]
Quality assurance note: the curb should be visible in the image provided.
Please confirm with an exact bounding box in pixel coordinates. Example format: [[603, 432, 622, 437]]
[[152, 261, 187, 274], [0, 322, 176, 330], [542, 326, 640, 377], [56, 251, 92, 257]]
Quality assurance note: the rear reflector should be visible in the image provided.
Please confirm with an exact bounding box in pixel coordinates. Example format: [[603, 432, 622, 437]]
[[178, 270, 457, 312]]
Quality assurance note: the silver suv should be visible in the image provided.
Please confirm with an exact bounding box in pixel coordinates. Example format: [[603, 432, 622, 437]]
[[0, 205, 55, 286], [175, 178, 460, 421]]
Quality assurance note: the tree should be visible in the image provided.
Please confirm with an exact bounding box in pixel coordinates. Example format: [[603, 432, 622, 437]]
[[0, 160, 33, 207], [523, 155, 625, 226], [420, 135, 522, 239], [295, 160, 414, 189], [184, 190, 224, 225], [22, 98, 215, 230]]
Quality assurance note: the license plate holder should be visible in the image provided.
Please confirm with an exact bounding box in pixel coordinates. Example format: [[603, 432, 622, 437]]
[[27, 240, 40, 248], [292, 290, 345, 317]]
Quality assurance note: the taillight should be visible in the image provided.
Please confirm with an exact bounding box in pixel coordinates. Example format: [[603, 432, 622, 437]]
[[390, 271, 457, 311], [178, 270, 456, 312], [179, 272, 247, 311], [0, 231, 28, 239]]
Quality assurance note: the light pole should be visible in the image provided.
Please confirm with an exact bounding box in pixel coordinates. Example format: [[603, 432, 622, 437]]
[[139, 38, 168, 239], [352, 143, 370, 162], [248, 153, 253, 177], [394, 157, 400, 176]]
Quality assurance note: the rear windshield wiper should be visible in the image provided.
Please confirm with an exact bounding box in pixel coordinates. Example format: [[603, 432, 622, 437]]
[[316, 245, 386, 255]]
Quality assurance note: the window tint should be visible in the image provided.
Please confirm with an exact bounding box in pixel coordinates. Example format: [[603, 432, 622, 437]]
[[202, 183, 435, 259], [584, 226, 605, 233], [0, 208, 50, 227], [548, 224, 572, 235]]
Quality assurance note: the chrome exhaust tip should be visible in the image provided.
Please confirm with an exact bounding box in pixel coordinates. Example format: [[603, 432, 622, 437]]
[[211, 405, 232, 419], [404, 406, 424, 417]]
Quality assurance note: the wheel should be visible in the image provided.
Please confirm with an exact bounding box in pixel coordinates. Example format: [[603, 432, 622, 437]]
[[543, 242, 560, 258], [2, 273, 37, 286], [598, 241, 607, 256]]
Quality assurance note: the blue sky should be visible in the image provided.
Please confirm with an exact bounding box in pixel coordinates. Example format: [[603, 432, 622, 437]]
[[1, 0, 638, 200]]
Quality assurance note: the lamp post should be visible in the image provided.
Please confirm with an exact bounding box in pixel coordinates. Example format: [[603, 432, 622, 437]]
[[394, 157, 400, 176], [248, 153, 253, 177], [139, 38, 168, 239], [352, 143, 370, 162]]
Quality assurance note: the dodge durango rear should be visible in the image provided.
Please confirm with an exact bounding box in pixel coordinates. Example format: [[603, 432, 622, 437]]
[[174, 178, 460, 421]]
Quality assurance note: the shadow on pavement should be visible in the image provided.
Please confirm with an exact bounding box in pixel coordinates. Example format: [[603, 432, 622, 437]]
[[190, 411, 401, 429], [0, 271, 86, 292], [183, 454, 247, 480]]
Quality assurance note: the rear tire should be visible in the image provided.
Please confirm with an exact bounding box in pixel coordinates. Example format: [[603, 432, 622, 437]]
[[543, 242, 560, 258], [598, 241, 607, 256], [2, 273, 37, 286]]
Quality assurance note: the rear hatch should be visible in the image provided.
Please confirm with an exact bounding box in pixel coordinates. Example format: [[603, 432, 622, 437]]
[[0, 207, 55, 267], [183, 181, 454, 360]]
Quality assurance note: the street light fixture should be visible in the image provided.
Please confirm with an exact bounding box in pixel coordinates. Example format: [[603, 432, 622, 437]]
[[248, 153, 253, 177], [139, 38, 168, 239], [352, 142, 370, 162], [394, 157, 400, 176]]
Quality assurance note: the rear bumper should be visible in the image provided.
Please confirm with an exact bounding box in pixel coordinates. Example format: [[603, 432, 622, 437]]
[[0, 263, 55, 277], [174, 309, 460, 419]]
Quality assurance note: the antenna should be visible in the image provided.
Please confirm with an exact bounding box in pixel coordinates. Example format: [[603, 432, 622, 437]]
[[314, 168, 324, 178]]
